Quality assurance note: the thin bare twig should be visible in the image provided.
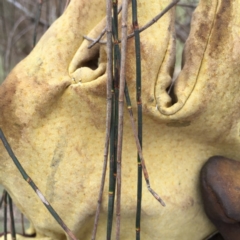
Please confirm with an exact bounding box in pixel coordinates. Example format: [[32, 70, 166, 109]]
[[116, 0, 129, 239], [124, 87, 166, 207], [90, 0, 113, 238], [131, 0, 142, 237], [87, 27, 107, 49]]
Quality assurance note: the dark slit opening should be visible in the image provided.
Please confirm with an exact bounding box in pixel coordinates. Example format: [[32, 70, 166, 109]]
[[167, 2, 198, 105]]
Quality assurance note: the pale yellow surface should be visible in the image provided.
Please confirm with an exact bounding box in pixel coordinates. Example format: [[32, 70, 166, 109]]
[[0, 0, 240, 239]]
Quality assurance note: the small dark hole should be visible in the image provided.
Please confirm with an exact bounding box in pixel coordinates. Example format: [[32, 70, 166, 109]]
[[168, 88, 178, 105], [165, 2, 197, 107], [81, 51, 100, 70]]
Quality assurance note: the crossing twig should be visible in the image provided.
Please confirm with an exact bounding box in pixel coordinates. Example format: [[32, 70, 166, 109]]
[[84, 5, 122, 49], [84, 0, 179, 44]]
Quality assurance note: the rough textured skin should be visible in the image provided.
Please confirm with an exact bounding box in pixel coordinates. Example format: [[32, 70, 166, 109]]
[[0, 0, 240, 239]]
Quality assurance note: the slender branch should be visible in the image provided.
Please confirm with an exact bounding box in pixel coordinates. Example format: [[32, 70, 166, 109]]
[[106, 89, 116, 240], [131, 0, 143, 238], [0, 128, 78, 240], [8, 194, 16, 240], [106, 1, 120, 238], [124, 86, 166, 207], [91, 0, 113, 238], [83, 35, 101, 43], [115, 0, 128, 239], [3, 191, 7, 240], [84, 0, 179, 44]]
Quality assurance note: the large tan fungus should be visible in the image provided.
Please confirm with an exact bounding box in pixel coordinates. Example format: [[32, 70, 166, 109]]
[[1, 0, 240, 239]]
